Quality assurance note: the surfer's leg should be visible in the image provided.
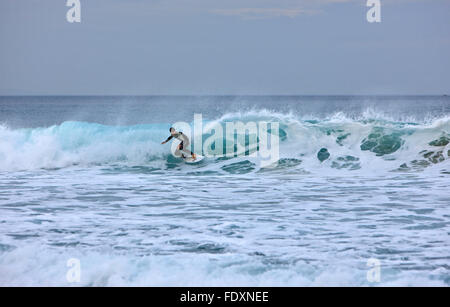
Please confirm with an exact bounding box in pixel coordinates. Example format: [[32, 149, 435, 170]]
[[175, 149, 184, 158], [181, 140, 196, 160], [175, 143, 183, 158], [181, 149, 193, 158], [178, 142, 188, 159]]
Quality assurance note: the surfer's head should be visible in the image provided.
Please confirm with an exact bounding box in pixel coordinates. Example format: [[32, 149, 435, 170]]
[[169, 127, 176, 135]]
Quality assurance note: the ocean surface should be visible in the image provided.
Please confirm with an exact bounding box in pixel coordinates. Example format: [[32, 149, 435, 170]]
[[0, 96, 449, 286]]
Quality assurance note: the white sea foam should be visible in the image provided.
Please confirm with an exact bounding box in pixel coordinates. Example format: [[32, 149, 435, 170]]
[[1, 245, 447, 287], [1, 109, 449, 287]]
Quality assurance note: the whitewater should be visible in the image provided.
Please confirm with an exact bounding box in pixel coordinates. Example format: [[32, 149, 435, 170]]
[[0, 96, 449, 286]]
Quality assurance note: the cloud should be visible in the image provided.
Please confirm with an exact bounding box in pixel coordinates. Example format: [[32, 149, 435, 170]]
[[211, 7, 310, 19]]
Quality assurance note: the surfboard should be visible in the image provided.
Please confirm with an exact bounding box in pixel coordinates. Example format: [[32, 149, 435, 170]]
[[184, 155, 204, 164]]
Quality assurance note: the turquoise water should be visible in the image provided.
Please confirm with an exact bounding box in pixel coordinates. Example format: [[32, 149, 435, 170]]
[[0, 96, 449, 286]]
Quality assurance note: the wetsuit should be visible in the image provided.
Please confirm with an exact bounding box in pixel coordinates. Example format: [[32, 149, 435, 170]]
[[164, 132, 194, 158]]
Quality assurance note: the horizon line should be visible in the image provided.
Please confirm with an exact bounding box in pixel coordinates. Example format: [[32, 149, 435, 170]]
[[0, 94, 449, 97]]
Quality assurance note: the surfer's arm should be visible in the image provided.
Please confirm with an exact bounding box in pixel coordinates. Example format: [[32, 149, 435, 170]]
[[161, 135, 173, 144]]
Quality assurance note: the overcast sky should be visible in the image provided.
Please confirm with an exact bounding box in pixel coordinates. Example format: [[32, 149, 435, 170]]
[[0, 0, 449, 95]]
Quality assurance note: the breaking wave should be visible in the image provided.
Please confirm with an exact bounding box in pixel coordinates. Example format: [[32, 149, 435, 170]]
[[0, 110, 449, 173]]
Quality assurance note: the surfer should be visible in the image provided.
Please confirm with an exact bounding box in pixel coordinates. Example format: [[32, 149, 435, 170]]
[[161, 128, 197, 160]]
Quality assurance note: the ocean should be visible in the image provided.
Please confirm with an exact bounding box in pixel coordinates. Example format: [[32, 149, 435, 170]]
[[0, 95, 449, 286]]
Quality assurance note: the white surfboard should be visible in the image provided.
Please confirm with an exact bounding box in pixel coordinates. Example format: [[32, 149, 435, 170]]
[[183, 155, 204, 164]]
